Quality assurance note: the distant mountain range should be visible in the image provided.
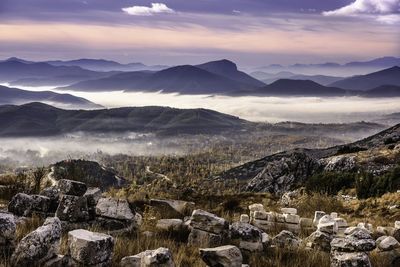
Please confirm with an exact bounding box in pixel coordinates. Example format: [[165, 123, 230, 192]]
[[2, 56, 400, 97], [0, 58, 117, 87], [250, 71, 344, 86], [237, 66, 400, 97], [329, 66, 400, 91], [0, 85, 101, 109], [60, 60, 264, 94], [46, 58, 168, 72], [0, 102, 252, 136], [255, 56, 400, 76]]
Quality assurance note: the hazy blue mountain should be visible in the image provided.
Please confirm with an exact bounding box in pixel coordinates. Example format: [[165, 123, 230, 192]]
[[362, 85, 400, 97], [0, 103, 252, 136], [233, 79, 352, 96], [0, 85, 101, 109], [196, 59, 265, 87], [61, 60, 264, 94], [287, 74, 344, 86], [0, 59, 117, 87], [254, 56, 400, 76], [46, 58, 168, 72], [345, 57, 400, 68], [330, 66, 400, 91]]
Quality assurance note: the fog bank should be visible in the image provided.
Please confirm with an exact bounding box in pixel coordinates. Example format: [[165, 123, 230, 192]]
[[5, 84, 400, 123]]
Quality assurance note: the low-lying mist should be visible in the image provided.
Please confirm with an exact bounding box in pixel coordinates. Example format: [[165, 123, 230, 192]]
[[9, 84, 400, 123]]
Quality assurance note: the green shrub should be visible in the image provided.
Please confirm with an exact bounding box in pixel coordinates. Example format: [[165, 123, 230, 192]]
[[356, 165, 400, 199], [305, 172, 355, 195]]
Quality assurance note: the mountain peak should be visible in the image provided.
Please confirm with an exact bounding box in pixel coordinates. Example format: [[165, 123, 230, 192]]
[[197, 59, 238, 72]]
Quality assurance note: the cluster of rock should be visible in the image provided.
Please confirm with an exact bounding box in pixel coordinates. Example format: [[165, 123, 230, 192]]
[[2, 193, 400, 267], [247, 204, 314, 235], [6, 179, 142, 234], [8, 215, 115, 266]]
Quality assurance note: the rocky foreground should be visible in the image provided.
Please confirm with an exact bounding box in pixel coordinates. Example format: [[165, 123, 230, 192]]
[[1, 179, 400, 266]]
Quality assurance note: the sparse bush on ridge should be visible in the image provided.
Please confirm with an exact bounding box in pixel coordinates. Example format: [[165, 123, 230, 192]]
[[356, 165, 400, 199], [305, 171, 356, 195]]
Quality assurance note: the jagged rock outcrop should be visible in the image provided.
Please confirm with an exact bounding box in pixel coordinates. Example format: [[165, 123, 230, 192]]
[[200, 245, 243, 267], [11, 217, 62, 266], [216, 123, 400, 194]]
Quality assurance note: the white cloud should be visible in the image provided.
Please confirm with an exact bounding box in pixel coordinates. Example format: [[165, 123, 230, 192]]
[[323, 0, 400, 16], [323, 0, 400, 23], [122, 3, 175, 16]]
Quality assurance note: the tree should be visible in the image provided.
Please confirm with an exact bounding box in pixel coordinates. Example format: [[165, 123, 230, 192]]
[[32, 167, 47, 193]]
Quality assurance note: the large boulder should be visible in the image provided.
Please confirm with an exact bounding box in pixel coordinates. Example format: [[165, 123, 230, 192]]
[[8, 193, 33, 217], [0, 212, 16, 254], [331, 228, 376, 252], [121, 247, 175, 267], [272, 230, 301, 249], [11, 217, 62, 266], [305, 230, 333, 252], [55, 195, 89, 222], [330, 251, 372, 267], [150, 199, 195, 218], [96, 197, 134, 221], [317, 215, 337, 234], [200, 245, 243, 267], [40, 187, 60, 213], [57, 179, 87, 196], [188, 228, 222, 248], [377, 236, 400, 251], [68, 229, 114, 266], [84, 187, 102, 220], [31, 195, 52, 214], [230, 222, 263, 252], [189, 209, 228, 234]]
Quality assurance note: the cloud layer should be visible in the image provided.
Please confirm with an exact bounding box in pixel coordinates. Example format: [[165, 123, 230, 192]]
[[122, 3, 174, 16]]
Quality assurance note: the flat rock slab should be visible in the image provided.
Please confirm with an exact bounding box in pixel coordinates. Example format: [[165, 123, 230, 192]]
[[200, 245, 243, 267], [121, 247, 175, 267], [96, 197, 134, 221], [150, 199, 195, 218], [190, 209, 228, 234], [57, 179, 87, 196], [68, 229, 114, 265]]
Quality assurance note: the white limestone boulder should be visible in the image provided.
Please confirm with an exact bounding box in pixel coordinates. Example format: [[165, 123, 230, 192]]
[[68, 229, 114, 265]]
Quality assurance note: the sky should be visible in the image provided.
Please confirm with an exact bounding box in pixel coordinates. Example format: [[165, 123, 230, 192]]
[[0, 0, 399, 67]]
